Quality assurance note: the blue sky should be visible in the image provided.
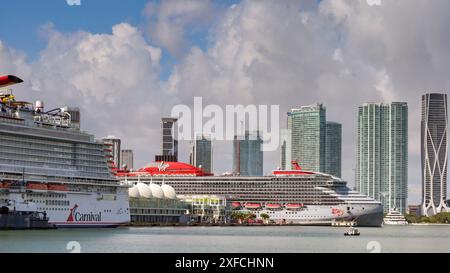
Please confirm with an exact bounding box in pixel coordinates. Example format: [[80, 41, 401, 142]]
[[0, 0, 148, 59], [0, 0, 238, 79]]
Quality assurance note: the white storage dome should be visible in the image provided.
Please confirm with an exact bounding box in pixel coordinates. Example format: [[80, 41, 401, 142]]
[[149, 183, 164, 199], [136, 182, 152, 198], [128, 185, 140, 198], [161, 184, 177, 199]]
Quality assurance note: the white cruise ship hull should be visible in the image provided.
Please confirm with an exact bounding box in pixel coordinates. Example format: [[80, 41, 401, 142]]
[[253, 203, 383, 227], [1, 188, 130, 228]]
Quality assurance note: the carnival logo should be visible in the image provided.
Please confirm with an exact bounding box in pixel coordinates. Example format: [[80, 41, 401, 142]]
[[67, 204, 102, 222], [332, 208, 343, 216], [158, 162, 170, 172]]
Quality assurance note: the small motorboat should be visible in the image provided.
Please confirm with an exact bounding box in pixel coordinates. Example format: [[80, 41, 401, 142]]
[[344, 226, 360, 236]]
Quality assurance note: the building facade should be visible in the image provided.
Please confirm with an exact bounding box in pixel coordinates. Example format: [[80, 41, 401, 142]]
[[121, 149, 134, 170], [356, 102, 408, 213], [190, 134, 213, 173], [233, 131, 263, 176], [67, 107, 80, 130], [161, 117, 178, 160], [280, 129, 292, 170], [421, 93, 448, 216], [325, 121, 342, 178], [288, 104, 326, 172], [102, 136, 121, 169]]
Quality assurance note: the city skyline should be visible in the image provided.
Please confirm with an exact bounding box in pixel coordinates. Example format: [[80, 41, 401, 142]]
[[1, 0, 450, 205]]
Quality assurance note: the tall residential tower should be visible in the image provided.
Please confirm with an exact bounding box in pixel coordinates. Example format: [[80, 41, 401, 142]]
[[356, 102, 408, 213], [233, 131, 263, 176], [157, 117, 178, 162], [288, 104, 326, 173], [102, 135, 121, 168], [283, 104, 341, 177], [190, 134, 213, 173], [421, 93, 448, 216], [325, 121, 342, 178], [121, 149, 134, 170]]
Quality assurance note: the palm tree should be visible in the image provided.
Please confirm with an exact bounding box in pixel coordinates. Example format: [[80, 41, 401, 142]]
[[260, 213, 270, 224], [246, 213, 256, 220], [230, 211, 246, 224]]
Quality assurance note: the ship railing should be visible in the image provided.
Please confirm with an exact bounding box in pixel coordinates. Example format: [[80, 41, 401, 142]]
[[34, 113, 71, 127]]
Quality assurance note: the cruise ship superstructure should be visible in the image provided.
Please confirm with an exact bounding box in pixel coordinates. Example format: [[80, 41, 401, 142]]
[[0, 75, 130, 227], [118, 161, 384, 227]]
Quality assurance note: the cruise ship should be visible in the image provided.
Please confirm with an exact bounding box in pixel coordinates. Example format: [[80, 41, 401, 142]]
[[0, 75, 130, 227], [117, 161, 384, 227]]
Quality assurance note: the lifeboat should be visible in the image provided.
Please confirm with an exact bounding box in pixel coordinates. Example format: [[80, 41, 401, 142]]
[[245, 203, 262, 210], [285, 203, 303, 210], [265, 203, 282, 210], [0, 181, 12, 189], [48, 184, 68, 191], [26, 182, 48, 191], [231, 202, 242, 209]]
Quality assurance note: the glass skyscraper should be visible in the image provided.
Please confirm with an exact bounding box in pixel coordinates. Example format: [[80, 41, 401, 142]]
[[190, 134, 213, 174], [356, 102, 408, 213], [283, 104, 342, 177], [421, 93, 448, 216], [233, 131, 263, 176], [288, 104, 326, 172], [280, 129, 292, 170], [325, 122, 342, 178]]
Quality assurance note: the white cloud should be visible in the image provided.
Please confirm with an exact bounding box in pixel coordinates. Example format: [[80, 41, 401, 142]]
[[374, 69, 396, 102], [144, 0, 216, 57], [366, 0, 382, 6], [0, 41, 31, 77]]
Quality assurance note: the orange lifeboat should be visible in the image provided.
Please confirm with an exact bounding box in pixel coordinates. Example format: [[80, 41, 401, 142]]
[[48, 184, 68, 191], [245, 203, 262, 210], [265, 203, 282, 210], [0, 181, 12, 189], [26, 182, 48, 191], [231, 202, 241, 209], [285, 203, 303, 210]]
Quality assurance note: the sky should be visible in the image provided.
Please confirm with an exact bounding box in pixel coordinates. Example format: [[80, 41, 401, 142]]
[[0, 0, 449, 205]]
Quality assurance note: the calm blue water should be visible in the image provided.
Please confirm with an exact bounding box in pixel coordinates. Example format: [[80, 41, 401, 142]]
[[1, 225, 449, 253]]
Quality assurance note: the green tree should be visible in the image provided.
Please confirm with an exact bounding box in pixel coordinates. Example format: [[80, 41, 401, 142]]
[[405, 214, 419, 223], [246, 213, 256, 220], [230, 211, 246, 223], [260, 213, 270, 224]]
